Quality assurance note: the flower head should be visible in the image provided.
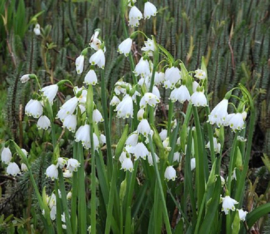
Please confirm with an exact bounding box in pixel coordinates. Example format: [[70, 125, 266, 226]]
[[137, 119, 152, 137], [1, 147, 12, 165], [165, 67, 181, 87], [110, 96, 120, 106], [59, 97, 78, 115], [129, 6, 142, 27], [75, 55, 84, 74], [191, 158, 196, 171], [237, 209, 248, 221], [139, 92, 160, 108], [190, 91, 208, 107], [20, 74, 30, 83], [130, 142, 149, 160], [118, 38, 133, 57], [142, 38, 155, 56], [116, 94, 133, 119], [84, 70, 98, 85], [221, 196, 238, 215], [93, 109, 104, 124], [170, 85, 190, 103], [67, 158, 80, 172], [164, 166, 176, 181], [37, 115, 51, 130], [226, 113, 245, 132], [45, 164, 58, 180], [7, 162, 20, 176], [25, 99, 43, 118], [134, 58, 150, 77], [89, 49, 105, 69], [63, 115, 77, 132], [194, 69, 207, 80], [34, 24, 41, 35], [147, 153, 159, 166], [208, 99, 228, 126], [40, 84, 58, 104], [144, 2, 157, 19], [121, 158, 134, 172]]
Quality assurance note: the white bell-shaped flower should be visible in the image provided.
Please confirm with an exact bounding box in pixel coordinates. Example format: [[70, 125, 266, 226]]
[[21, 163, 28, 172], [118, 38, 133, 57], [45, 164, 58, 180], [227, 113, 245, 132], [110, 96, 120, 106], [56, 109, 68, 122], [140, 92, 160, 108], [37, 115, 51, 130], [142, 38, 155, 56], [20, 74, 30, 83], [173, 152, 181, 162], [93, 109, 104, 123], [57, 157, 67, 169], [63, 115, 77, 132], [152, 86, 161, 99], [154, 72, 165, 85], [170, 85, 190, 103], [25, 99, 43, 118], [164, 166, 176, 181], [164, 80, 173, 89], [40, 84, 58, 104], [191, 158, 196, 171], [165, 67, 181, 86], [84, 70, 98, 85], [99, 134, 106, 145], [75, 124, 99, 149], [121, 158, 134, 172], [129, 6, 142, 27], [134, 57, 151, 77], [163, 137, 171, 151], [60, 97, 78, 115], [67, 191, 72, 199], [190, 91, 208, 107], [89, 49, 105, 69], [67, 158, 80, 172], [90, 30, 101, 50], [75, 55, 84, 74], [206, 137, 221, 153], [7, 162, 21, 176], [1, 147, 12, 164], [116, 94, 133, 118], [137, 119, 153, 137], [63, 170, 73, 178], [159, 129, 167, 141], [208, 99, 228, 126], [126, 132, 138, 146], [119, 151, 127, 163], [237, 209, 248, 221], [50, 206, 57, 220], [137, 109, 145, 121], [34, 24, 41, 35], [194, 69, 207, 80], [147, 153, 159, 166], [221, 196, 238, 215], [131, 142, 149, 160], [144, 1, 157, 19]]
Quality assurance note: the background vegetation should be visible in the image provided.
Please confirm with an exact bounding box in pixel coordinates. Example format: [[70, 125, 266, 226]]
[[0, 0, 269, 232]]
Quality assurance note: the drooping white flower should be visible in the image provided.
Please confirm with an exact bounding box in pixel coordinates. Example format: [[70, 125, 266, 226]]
[[137, 119, 152, 137], [173, 152, 181, 162], [152, 86, 161, 99], [134, 58, 151, 77], [190, 91, 208, 107], [56, 109, 68, 122], [21, 148, 28, 157], [147, 153, 159, 166], [84, 70, 98, 85], [118, 38, 133, 57], [206, 137, 221, 153], [6, 162, 20, 176], [194, 69, 207, 80], [110, 96, 120, 106], [89, 49, 105, 69], [192, 81, 199, 92], [67, 158, 80, 172], [1, 147, 12, 164], [63, 115, 77, 132], [159, 129, 167, 141], [99, 134, 106, 145], [131, 142, 149, 160], [165, 67, 181, 87], [137, 108, 145, 121], [221, 196, 238, 215], [37, 115, 51, 130], [191, 158, 196, 171], [227, 113, 245, 132], [142, 38, 155, 56], [129, 6, 142, 27], [140, 92, 160, 108], [144, 2, 157, 19], [170, 85, 190, 103], [25, 99, 43, 118], [75, 124, 99, 149], [75, 55, 84, 74], [208, 99, 228, 126], [20, 74, 30, 83], [21, 163, 28, 172], [154, 72, 165, 85], [119, 151, 127, 163], [60, 97, 78, 115], [93, 109, 104, 123], [57, 157, 67, 169], [67, 191, 72, 199], [164, 166, 176, 181], [116, 94, 133, 118], [63, 170, 73, 178], [40, 84, 58, 104], [34, 24, 41, 35], [126, 132, 138, 146], [121, 158, 134, 172], [89, 30, 101, 50], [163, 137, 171, 151], [237, 209, 248, 221], [164, 80, 173, 89], [50, 206, 57, 221], [45, 164, 59, 180]]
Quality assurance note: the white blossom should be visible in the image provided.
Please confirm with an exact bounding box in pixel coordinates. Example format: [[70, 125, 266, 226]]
[[99, 134, 106, 145], [25, 99, 43, 118], [21, 163, 28, 172], [118, 38, 133, 56], [134, 58, 151, 77], [173, 152, 181, 162], [1, 147, 12, 165], [67, 158, 80, 172], [164, 166, 176, 181], [191, 158, 196, 171], [20, 74, 30, 83], [154, 72, 165, 85], [34, 24, 41, 35], [147, 153, 159, 166], [63, 115, 77, 132], [190, 91, 208, 107], [116, 94, 133, 118], [40, 84, 58, 104], [84, 70, 98, 85], [142, 38, 155, 56], [206, 137, 221, 153], [170, 85, 190, 103], [137, 119, 152, 137], [63, 170, 73, 178], [75, 124, 99, 149], [129, 6, 142, 27], [110, 96, 120, 106], [6, 162, 20, 176], [194, 69, 207, 80], [137, 108, 145, 121], [159, 129, 167, 141], [208, 99, 228, 126], [237, 209, 248, 221], [165, 67, 181, 86], [60, 97, 78, 115], [126, 132, 138, 146], [144, 1, 157, 19], [75, 55, 84, 74], [37, 115, 51, 130], [93, 109, 104, 124], [90, 30, 101, 50], [221, 196, 238, 215], [89, 49, 105, 69], [57, 157, 67, 169], [226, 113, 245, 132], [45, 164, 58, 180], [131, 142, 149, 160], [140, 92, 160, 108], [121, 158, 134, 172]]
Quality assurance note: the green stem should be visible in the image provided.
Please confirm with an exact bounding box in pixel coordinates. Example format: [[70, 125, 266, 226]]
[[149, 136, 172, 234], [71, 143, 78, 234]]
